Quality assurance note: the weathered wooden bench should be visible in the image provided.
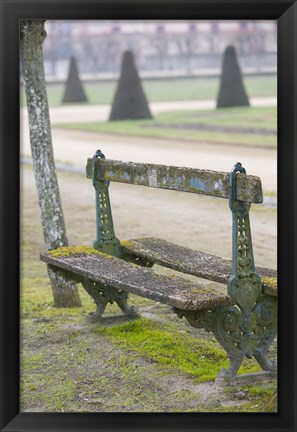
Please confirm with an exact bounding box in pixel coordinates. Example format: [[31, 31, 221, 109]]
[[40, 150, 277, 380]]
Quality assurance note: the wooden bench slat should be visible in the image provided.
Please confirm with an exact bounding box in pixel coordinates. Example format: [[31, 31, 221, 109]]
[[86, 158, 263, 203], [121, 238, 277, 297], [40, 250, 231, 311]]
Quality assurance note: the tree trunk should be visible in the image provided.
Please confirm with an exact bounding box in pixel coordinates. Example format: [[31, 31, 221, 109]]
[[20, 20, 81, 307]]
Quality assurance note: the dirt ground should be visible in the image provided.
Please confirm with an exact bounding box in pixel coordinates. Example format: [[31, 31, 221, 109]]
[[20, 138, 277, 412]]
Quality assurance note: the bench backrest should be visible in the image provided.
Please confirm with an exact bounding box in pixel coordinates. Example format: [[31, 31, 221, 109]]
[[86, 158, 263, 203]]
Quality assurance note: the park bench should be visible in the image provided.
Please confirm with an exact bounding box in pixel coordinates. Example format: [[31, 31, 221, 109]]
[[40, 150, 277, 380]]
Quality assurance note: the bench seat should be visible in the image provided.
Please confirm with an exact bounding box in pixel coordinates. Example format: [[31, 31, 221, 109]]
[[40, 249, 231, 312], [121, 237, 277, 297]]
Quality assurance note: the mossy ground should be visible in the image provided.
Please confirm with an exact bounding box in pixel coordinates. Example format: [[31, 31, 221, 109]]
[[20, 164, 277, 412], [95, 318, 262, 383]]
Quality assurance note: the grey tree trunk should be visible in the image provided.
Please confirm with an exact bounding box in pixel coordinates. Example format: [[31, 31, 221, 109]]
[[20, 20, 81, 307]]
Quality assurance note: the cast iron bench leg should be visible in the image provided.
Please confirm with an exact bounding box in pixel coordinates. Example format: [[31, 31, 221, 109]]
[[81, 277, 139, 321], [175, 299, 277, 380], [114, 291, 139, 317]]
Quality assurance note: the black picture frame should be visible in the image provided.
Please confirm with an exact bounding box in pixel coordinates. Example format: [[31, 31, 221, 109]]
[[1, 1, 296, 431]]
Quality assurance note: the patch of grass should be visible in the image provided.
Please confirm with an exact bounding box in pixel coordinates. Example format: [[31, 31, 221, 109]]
[[246, 384, 275, 399], [154, 106, 276, 130], [20, 75, 276, 107], [56, 106, 276, 148], [95, 318, 260, 383], [21, 353, 49, 371], [187, 383, 276, 412], [221, 383, 277, 413]]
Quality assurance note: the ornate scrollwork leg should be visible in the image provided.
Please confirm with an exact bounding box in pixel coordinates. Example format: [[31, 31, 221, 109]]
[[175, 300, 277, 381], [174, 163, 277, 381], [80, 277, 139, 320], [80, 278, 109, 322], [175, 306, 247, 380], [114, 291, 139, 317], [252, 297, 277, 371], [86, 299, 109, 323]]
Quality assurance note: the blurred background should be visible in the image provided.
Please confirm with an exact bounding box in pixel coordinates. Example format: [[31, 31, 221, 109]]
[[43, 20, 276, 80], [20, 18, 278, 265], [20, 18, 277, 204]]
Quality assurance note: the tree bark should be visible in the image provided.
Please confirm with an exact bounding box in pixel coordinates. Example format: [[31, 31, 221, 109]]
[[20, 20, 81, 307]]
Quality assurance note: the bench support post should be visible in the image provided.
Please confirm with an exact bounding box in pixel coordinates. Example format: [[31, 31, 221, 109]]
[[175, 163, 277, 380], [48, 265, 139, 322], [175, 296, 277, 380], [92, 150, 122, 257], [80, 277, 139, 322]]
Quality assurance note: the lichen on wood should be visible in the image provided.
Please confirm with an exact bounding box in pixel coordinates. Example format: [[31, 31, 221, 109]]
[[86, 158, 263, 204], [40, 251, 231, 312], [20, 20, 81, 307], [121, 237, 277, 296]]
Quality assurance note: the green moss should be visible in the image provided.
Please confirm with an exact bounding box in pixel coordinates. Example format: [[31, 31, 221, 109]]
[[95, 318, 260, 383], [120, 240, 135, 248], [262, 276, 277, 288], [48, 246, 112, 258], [27, 384, 37, 391]]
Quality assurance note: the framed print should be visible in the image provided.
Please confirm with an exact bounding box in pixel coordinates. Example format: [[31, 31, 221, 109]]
[[1, 0, 296, 431]]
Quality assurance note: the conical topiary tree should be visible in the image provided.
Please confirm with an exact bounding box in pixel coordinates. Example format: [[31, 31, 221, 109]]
[[62, 56, 88, 103], [216, 45, 250, 108], [109, 50, 153, 120]]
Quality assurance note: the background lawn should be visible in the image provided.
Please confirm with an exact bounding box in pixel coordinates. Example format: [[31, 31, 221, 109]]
[[20, 75, 277, 107], [56, 106, 277, 148]]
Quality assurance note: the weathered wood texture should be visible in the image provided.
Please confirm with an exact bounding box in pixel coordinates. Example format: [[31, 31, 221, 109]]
[[20, 20, 68, 250], [86, 158, 263, 203], [20, 20, 81, 307], [121, 238, 277, 296], [40, 251, 231, 311]]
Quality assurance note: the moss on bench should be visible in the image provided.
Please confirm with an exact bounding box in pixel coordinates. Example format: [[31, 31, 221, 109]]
[[48, 246, 111, 258], [41, 250, 231, 312]]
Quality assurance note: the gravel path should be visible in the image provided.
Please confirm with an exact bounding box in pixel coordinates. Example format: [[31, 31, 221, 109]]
[[20, 99, 277, 195]]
